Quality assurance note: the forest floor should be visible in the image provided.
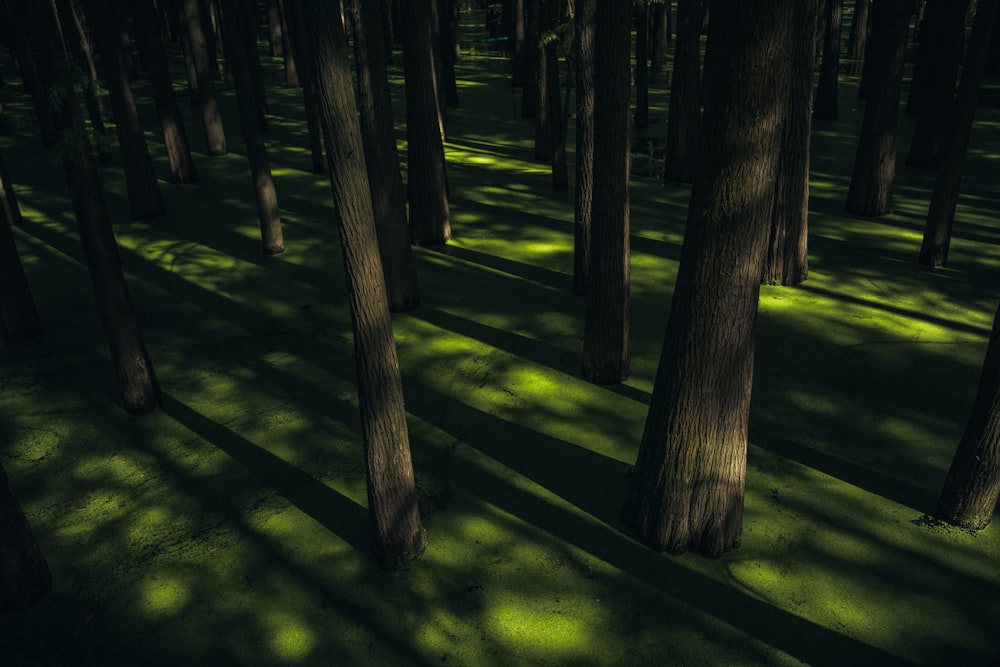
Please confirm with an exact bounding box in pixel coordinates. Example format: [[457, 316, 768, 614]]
[[3, 26, 1000, 667]]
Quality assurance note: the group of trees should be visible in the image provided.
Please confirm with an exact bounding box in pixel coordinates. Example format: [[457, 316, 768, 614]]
[[1, 0, 999, 616]]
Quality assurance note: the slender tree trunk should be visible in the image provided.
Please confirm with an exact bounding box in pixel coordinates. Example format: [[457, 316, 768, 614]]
[[279, 0, 298, 87], [814, 0, 843, 120], [547, 23, 567, 192], [178, 0, 201, 104], [302, 0, 426, 570], [533, 0, 551, 161], [282, 0, 325, 173], [937, 297, 1000, 530], [919, 0, 997, 267], [846, 0, 912, 216], [511, 0, 525, 86], [182, 0, 227, 154], [0, 148, 42, 344], [0, 144, 23, 227], [349, 0, 421, 311], [663, 0, 701, 183], [219, 0, 284, 255], [581, 0, 630, 384], [439, 0, 458, 106], [635, 0, 649, 129], [265, 0, 283, 55], [58, 0, 112, 161], [572, 0, 595, 295], [848, 0, 870, 77], [650, 1, 670, 76], [522, 0, 539, 117], [401, 0, 451, 245], [623, 0, 803, 558], [0, 462, 51, 614]]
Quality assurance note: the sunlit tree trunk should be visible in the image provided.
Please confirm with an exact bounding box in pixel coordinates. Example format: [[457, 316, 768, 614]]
[[302, 0, 426, 570], [0, 462, 51, 614], [663, 0, 701, 183], [572, 0, 595, 295]]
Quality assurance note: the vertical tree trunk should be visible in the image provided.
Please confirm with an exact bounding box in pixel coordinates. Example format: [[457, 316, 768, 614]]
[[0, 147, 43, 344], [401, 0, 451, 245], [635, 0, 649, 129], [438, 0, 458, 106], [663, 0, 701, 183], [581, 0, 630, 385], [521, 0, 539, 117], [918, 0, 997, 267], [349, 0, 421, 312], [847, 0, 870, 76], [282, 0, 325, 173], [0, 144, 23, 227], [533, 0, 551, 162], [814, 0, 843, 121], [0, 462, 51, 614], [572, 0, 595, 296], [279, 0, 299, 87], [236, 0, 270, 130], [623, 0, 803, 558], [511, 0, 525, 87], [265, 0, 283, 56], [846, 0, 912, 216], [302, 0, 426, 570], [181, 0, 227, 154], [937, 296, 1000, 530], [650, 1, 670, 76], [547, 20, 567, 192]]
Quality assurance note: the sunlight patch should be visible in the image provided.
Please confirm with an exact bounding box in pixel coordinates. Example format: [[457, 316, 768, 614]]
[[267, 612, 317, 661], [140, 574, 192, 617]]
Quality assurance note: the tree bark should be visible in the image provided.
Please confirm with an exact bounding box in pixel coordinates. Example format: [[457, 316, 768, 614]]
[[663, 0, 701, 183], [302, 0, 426, 570], [0, 462, 51, 614], [847, 0, 871, 77], [265, 0, 283, 56], [581, 0, 630, 384], [532, 0, 551, 162], [623, 0, 802, 558], [181, 0, 227, 154], [281, 0, 325, 173], [0, 147, 42, 344], [57, 0, 112, 161], [814, 0, 843, 121], [521, 0, 539, 117], [650, 1, 670, 76], [572, 0, 595, 295], [635, 0, 649, 129], [279, 0, 299, 87], [937, 297, 1000, 530]]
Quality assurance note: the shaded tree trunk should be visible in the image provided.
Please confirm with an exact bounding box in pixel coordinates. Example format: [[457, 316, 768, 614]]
[[0, 144, 23, 227], [401, 0, 451, 245], [635, 0, 649, 129], [846, 0, 912, 216], [283, 1, 324, 173], [814, 0, 843, 120], [847, 0, 870, 76], [547, 24, 567, 192], [349, 0, 421, 311], [533, 0, 551, 161], [0, 147, 42, 343], [181, 0, 227, 154], [918, 0, 997, 267], [438, 0, 458, 106], [265, 0, 283, 56], [58, 0, 112, 161], [0, 462, 51, 614], [663, 0, 701, 183], [521, 0, 539, 117], [280, 0, 299, 88], [301, 0, 426, 570], [650, 1, 670, 76], [581, 0, 630, 384], [937, 296, 1000, 530], [572, 0, 595, 295], [623, 0, 803, 558]]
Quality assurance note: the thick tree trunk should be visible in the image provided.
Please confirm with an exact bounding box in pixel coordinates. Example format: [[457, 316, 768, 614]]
[[401, 0, 451, 245], [623, 0, 801, 558], [635, 0, 649, 129], [302, 0, 426, 570], [919, 0, 997, 267], [134, 0, 200, 184], [219, 0, 284, 255], [0, 462, 51, 614], [0, 148, 42, 344], [814, 0, 843, 121], [846, 0, 912, 216], [581, 0, 630, 385], [181, 0, 227, 154], [663, 0, 701, 183], [572, 0, 595, 296], [937, 297, 1000, 530], [349, 0, 421, 312], [847, 0, 871, 77]]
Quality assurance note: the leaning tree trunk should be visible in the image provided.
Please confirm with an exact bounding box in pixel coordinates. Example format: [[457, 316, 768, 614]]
[[0, 147, 42, 344], [57, 0, 112, 161], [0, 143, 23, 227], [814, 0, 843, 121], [623, 0, 803, 558], [845, 0, 912, 216], [581, 0, 630, 385], [181, 0, 227, 155], [0, 462, 51, 614], [663, 0, 701, 183], [937, 297, 1000, 530], [302, 0, 426, 570], [572, 0, 595, 295]]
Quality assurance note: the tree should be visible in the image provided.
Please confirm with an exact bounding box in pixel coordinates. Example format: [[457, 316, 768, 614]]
[[0, 462, 51, 614], [649, 1, 670, 77], [814, 0, 843, 121], [0, 147, 42, 343], [937, 297, 1000, 530], [401, 0, 451, 245], [663, 0, 701, 183], [623, 0, 805, 558], [918, 0, 998, 267], [56, 0, 112, 161], [572, 0, 595, 295], [581, 0, 630, 384], [281, 0, 325, 173], [522, 0, 540, 117], [180, 0, 227, 155], [845, 0, 912, 216], [635, 0, 649, 129], [301, 0, 426, 570], [847, 0, 870, 77], [348, 0, 421, 311], [532, 0, 552, 162], [544, 2, 567, 192]]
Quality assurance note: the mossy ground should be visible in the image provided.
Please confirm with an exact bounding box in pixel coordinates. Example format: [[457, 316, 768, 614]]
[[2, 22, 1000, 666]]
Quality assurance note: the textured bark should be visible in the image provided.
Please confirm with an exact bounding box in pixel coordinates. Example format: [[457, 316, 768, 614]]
[[623, 0, 799, 558], [533, 0, 551, 162], [134, 0, 199, 184], [581, 0, 630, 385], [401, 0, 451, 245], [546, 19, 567, 192], [937, 298, 1000, 530], [238, 0, 270, 130], [814, 0, 843, 121], [663, 0, 701, 183], [302, 0, 426, 570], [349, 0, 421, 311], [847, 0, 870, 76], [846, 0, 911, 216], [282, 0, 324, 173], [280, 0, 298, 87], [219, 0, 284, 255], [572, 0, 595, 296], [181, 0, 227, 154], [0, 147, 42, 343], [635, 0, 649, 129], [763, 0, 816, 287], [0, 462, 51, 614], [919, 0, 997, 267]]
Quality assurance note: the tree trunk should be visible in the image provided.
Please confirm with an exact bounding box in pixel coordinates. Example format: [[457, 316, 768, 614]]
[[0, 143, 23, 227], [181, 0, 227, 154], [0, 462, 51, 614], [349, 0, 421, 312], [521, 0, 539, 117], [282, 1, 324, 173], [650, 1, 670, 76], [58, 0, 112, 161], [847, 0, 870, 76], [572, 0, 595, 296], [0, 148, 43, 344], [401, 0, 451, 245], [134, 0, 200, 184], [581, 0, 630, 385], [279, 0, 298, 87], [533, 0, 551, 161], [219, 0, 284, 255], [846, 0, 912, 216], [301, 0, 426, 570], [511, 0, 525, 87], [438, 0, 458, 106], [918, 0, 997, 267], [265, 0, 283, 56], [623, 0, 802, 558], [937, 297, 1000, 529], [663, 0, 701, 183], [814, 0, 843, 120], [635, 0, 649, 129], [547, 22, 567, 192]]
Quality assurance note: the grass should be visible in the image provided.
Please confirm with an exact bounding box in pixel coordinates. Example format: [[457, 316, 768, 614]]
[[3, 22, 1000, 666]]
